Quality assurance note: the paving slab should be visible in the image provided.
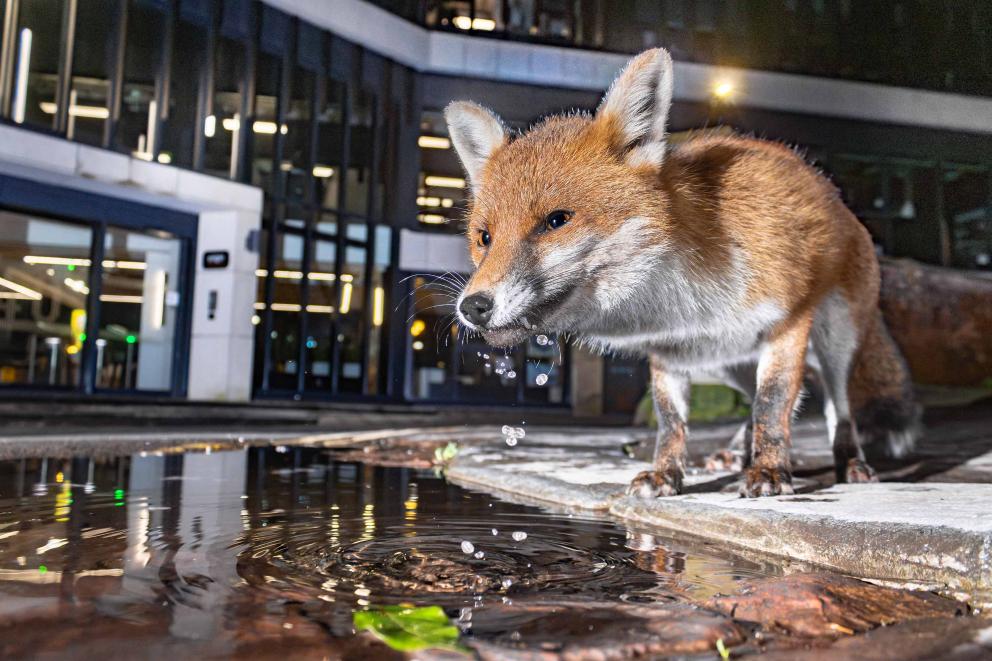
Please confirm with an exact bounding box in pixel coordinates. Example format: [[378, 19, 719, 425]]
[[445, 429, 992, 603]]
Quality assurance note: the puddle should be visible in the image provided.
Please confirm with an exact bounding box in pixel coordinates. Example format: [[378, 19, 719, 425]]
[[0, 446, 777, 657]]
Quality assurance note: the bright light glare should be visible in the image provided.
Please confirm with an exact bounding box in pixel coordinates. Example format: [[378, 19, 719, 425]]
[[418, 136, 451, 149], [712, 80, 735, 100]]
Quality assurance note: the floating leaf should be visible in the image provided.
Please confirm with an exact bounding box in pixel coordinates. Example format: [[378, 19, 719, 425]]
[[353, 605, 466, 653]]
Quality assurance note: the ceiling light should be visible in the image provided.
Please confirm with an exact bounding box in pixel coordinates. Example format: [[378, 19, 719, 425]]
[[418, 136, 451, 149], [424, 175, 465, 188]]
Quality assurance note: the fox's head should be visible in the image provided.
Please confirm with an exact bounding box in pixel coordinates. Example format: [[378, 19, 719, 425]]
[[446, 48, 676, 347]]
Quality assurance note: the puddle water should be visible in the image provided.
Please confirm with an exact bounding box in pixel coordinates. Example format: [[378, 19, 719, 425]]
[[0, 447, 778, 657]]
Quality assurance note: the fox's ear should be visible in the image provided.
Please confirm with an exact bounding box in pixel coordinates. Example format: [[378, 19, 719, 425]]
[[595, 48, 674, 168], [444, 101, 507, 191]]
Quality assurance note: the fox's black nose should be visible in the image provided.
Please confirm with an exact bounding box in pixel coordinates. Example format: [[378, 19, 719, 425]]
[[460, 293, 494, 326]]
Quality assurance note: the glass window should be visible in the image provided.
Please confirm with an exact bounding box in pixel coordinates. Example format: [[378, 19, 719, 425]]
[[10, 0, 62, 130], [263, 226, 304, 390], [315, 78, 345, 210], [416, 110, 469, 232], [0, 210, 92, 387], [407, 275, 456, 400], [944, 164, 991, 270], [364, 225, 391, 394], [345, 89, 374, 217], [250, 52, 282, 192], [304, 228, 336, 392], [160, 19, 209, 168], [115, 1, 166, 159], [205, 37, 246, 178], [96, 227, 182, 391], [284, 66, 315, 202], [68, 0, 117, 145], [336, 224, 367, 392]]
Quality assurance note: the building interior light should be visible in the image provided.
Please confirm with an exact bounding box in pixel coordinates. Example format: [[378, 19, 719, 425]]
[[204, 114, 216, 138], [39, 101, 111, 120], [100, 294, 143, 304], [306, 304, 334, 314], [157, 152, 172, 164], [412, 340, 425, 351], [12, 29, 32, 124], [270, 303, 303, 312], [312, 165, 335, 178], [410, 319, 426, 337], [22, 256, 147, 270], [0, 292, 32, 300], [339, 282, 353, 314], [417, 196, 441, 207], [0, 276, 42, 300], [64, 277, 89, 295], [251, 314, 261, 325], [418, 135, 451, 149], [712, 80, 735, 100], [372, 286, 384, 326], [424, 175, 466, 189], [418, 213, 447, 225], [452, 16, 496, 31]]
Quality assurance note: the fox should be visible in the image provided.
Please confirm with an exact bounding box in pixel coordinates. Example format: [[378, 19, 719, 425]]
[[445, 48, 919, 497]]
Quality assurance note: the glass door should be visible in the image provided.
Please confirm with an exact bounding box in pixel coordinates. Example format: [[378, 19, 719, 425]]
[[95, 226, 182, 392], [0, 210, 92, 387]]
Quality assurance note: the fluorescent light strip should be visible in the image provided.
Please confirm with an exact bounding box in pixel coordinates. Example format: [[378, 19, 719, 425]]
[[39, 101, 110, 119], [0, 292, 32, 300], [100, 294, 143, 304], [418, 136, 451, 149], [339, 282, 353, 314], [0, 276, 42, 300], [255, 269, 352, 282], [22, 256, 147, 270], [452, 16, 496, 31], [372, 287, 384, 327], [418, 214, 447, 225], [12, 29, 32, 124], [424, 175, 466, 188]]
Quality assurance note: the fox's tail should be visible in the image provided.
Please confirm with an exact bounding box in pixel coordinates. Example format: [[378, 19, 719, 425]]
[[848, 310, 921, 459]]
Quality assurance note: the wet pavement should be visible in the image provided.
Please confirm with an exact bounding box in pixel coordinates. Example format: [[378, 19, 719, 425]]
[[0, 424, 988, 659]]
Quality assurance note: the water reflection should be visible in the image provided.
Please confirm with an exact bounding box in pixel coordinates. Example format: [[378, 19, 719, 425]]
[[0, 447, 776, 656]]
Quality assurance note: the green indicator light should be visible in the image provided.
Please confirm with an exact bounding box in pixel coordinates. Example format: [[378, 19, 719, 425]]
[[115, 502, 124, 506], [114, 489, 124, 500], [67, 264, 75, 271], [125, 335, 137, 344], [38, 565, 47, 574], [79, 333, 86, 342]]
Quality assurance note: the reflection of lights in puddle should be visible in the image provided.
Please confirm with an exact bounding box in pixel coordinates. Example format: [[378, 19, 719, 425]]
[[36, 538, 68, 554]]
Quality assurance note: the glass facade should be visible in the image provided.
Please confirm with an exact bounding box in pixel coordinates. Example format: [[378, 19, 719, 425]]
[[0, 0, 988, 408], [408, 0, 992, 97]]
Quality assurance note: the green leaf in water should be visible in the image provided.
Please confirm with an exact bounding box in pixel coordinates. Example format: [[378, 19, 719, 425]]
[[433, 442, 459, 465], [353, 605, 466, 653], [716, 637, 731, 660]]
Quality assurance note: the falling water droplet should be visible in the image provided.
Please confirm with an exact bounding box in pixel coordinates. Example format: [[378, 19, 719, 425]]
[[512, 531, 527, 542], [536, 334, 549, 345], [535, 373, 549, 386], [506, 370, 516, 379], [461, 541, 475, 554]]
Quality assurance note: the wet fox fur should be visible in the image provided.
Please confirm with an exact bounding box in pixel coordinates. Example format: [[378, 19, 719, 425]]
[[447, 48, 919, 497]]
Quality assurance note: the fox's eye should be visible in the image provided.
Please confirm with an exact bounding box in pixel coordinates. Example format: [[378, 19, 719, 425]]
[[545, 210, 572, 230], [478, 230, 491, 247]]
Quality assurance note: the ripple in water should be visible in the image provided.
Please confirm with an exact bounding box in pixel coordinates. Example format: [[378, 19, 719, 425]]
[[235, 462, 776, 609]]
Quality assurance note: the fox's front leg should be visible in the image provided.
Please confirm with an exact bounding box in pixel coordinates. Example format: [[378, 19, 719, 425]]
[[741, 311, 814, 497], [628, 357, 690, 498]]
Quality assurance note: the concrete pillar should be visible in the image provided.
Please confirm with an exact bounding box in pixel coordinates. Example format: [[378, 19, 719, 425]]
[[186, 209, 260, 401]]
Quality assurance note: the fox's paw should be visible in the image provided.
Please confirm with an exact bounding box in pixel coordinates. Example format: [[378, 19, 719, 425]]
[[740, 466, 794, 498], [844, 458, 878, 484], [704, 449, 743, 472], [628, 469, 682, 498]]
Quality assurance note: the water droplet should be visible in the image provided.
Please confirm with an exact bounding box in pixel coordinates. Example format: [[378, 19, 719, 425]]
[[501, 425, 513, 435], [506, 370, 516, 378], [501, 577, 514, 589], [461, 541, 475, 554], [512, 531, 527, 542], [474, 551, 485, 559], [491, 528, 498, 535], [536, 334, 549, 345], [535, 373, 549, 386], [505, 437, 517, 447]]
